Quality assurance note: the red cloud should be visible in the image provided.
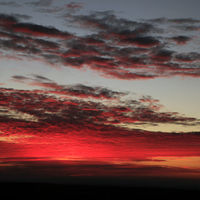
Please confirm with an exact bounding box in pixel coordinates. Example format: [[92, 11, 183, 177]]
[[1, 81, 200, 130], [66, 2, 84, 12], [0, 14, 18, 27], [99, 69, 157, 80], [0, 117, 200, 161], [12, 23, 74, 39], [0, 13, 200, 81], [0, 84, 200, 183]]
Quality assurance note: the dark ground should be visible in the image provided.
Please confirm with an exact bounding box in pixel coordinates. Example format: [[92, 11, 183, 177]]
[[0, 182, 199, 200]]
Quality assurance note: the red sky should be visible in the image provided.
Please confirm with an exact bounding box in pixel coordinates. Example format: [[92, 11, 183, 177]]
[[0, 0, 200, 189]]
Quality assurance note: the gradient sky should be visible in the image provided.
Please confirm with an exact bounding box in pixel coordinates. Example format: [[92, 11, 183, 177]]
[[0, 0, 200, 188]]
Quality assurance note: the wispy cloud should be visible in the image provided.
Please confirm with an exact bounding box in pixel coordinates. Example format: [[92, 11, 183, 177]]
[[27, 1, 84, 14], [26, 0, 54, 7], [66, 2, 84, 13], [0, 1, 21, 7]]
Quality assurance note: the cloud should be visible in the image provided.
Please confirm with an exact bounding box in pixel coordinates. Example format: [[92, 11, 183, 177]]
[[0, 1, 21, 7], [0, 118, 200, 163], [175, 53, 200, 63], [27, 1, 84, 14], [146, 17, 200, 24], [69, 11, 157, 38], [0, 13, 18, 26], [0, 13, 200, 80], [32, 75, 53, 82], [12, 23, 74, 39], [66, 2, 84, 13], [3, 76, 200, 128], [0, 81, 200, 171], [151, 49, 174, 62], [168, 18, 200, 24], [27, 0, 54, 7], [11, 75, 127, 99], [170, 36, 191, 45], [120, 36, 160, 47]]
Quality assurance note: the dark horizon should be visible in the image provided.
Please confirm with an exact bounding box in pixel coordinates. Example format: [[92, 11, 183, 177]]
[[0, 181, 200, 199]]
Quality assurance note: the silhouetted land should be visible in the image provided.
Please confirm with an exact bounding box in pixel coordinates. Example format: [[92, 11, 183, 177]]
[[1, 182, 199, 199]]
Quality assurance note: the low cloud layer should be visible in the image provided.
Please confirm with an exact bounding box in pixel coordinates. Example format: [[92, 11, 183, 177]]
[[1, 74, 200, 163], [6, 74, 200, 127]]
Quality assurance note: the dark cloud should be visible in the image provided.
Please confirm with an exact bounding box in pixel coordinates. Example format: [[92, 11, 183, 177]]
[[120, 36, 160, 47], [61, 84, 127, 99], [168, 18, 200, 24], [0, 1, 21, 7], [184, 25, 200, 31], [31, 75, 54, 82], [0, 13, 200, 80], [80, 36, 105, 46], [151, 49, 174, 62], [11, 75, 127, 99], [66, 2, 84, 13], [27, 0, 54, 7], [144, 18, 200, 33], [139, 96, 160, 104], [12, 23, 73, 39], [34, 39, 59, 50], [12, 75, 30, 81], [2, 77, 200, 127], [27, 1, 84, 14], [175, 52, 200, 63], [144, 18, 167, 23], [0, 38, 42, 55], [69, 11, 156, 39], [171, 25, 200, 32], [0, 13, 18, 26], [170, 36, 191, 45], [0, 14, 73, 39], [69, 11, 117, 31], [145, 18, 200, 24], [97, 69, 158, 80]]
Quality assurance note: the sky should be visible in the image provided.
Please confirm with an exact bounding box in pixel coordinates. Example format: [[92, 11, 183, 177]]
[[0, 0, 200, 189]]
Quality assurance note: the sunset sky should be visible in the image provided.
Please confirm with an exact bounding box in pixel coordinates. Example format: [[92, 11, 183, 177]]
[[0, 0, 200, 188]]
